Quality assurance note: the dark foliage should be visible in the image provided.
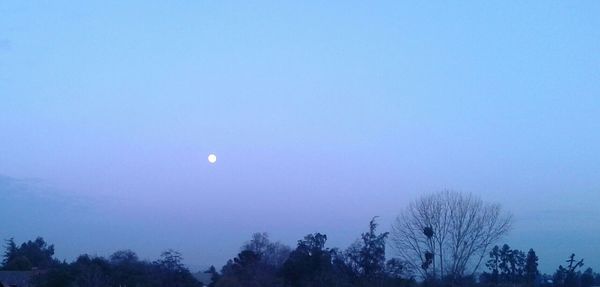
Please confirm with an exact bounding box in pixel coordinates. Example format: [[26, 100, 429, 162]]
[[2, 237, 58, 270], [1, 237, 202, 287], [208, 218, 413, 287], [3, 216, 599, 287]]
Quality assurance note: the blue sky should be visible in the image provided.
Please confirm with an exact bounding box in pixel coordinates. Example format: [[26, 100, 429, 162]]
[[1, 1, 599, 273]]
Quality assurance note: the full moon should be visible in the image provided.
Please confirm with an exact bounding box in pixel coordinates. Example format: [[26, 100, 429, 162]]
[[208, 153, 217, 164]]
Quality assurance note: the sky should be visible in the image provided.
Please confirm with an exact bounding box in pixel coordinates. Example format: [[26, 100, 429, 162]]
[[1, 1, 599, 274]]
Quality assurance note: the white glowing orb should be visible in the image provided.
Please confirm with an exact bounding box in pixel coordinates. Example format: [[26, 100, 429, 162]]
[[208, 153, 217, 164]]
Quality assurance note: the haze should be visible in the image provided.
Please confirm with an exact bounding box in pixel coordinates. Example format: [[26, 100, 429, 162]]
[[1, 1, 599, 274]]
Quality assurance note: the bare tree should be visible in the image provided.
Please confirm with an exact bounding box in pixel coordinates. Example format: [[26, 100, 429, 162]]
[[242, 232, 271, 255], [391, 191, 512, 282], [241, 232, 291, 268]]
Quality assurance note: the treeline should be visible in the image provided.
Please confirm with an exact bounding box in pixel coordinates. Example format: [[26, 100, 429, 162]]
[[2, 237, 200, 287], [2, 191, 600, 287], [206, 219, 409, 287], [479, 245, 600, 287], [201, 221, 600, 287], [3, 218, 410, 287], [4, 226, 600, 287]]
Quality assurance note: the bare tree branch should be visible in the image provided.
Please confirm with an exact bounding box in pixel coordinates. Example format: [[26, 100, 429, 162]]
[[390, 191, 513, 282]]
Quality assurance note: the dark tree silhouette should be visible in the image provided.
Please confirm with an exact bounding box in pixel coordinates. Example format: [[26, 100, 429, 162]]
[[581, 268, 594, 287], [218, 249, 282, 287], [343, 217, 390, 286], [2, 237, 57, 270], [282, 233, 336, 287], [485, 245, 501, 285], [553, 254, 584, 287], [204, 265, 221, 287], [525, 249, 539, 286], [242, 232, 291, 269], [153, 249, 200, 287]]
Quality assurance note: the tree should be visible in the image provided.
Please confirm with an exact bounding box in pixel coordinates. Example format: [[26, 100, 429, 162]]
[[212, 233, 294, 287], [242, 233, 271, 255], [581, 268, 594, 287], [554, 265, 567, 287], [483, 244, 527, 286], [205, 265, 221, 287], [156, 249, 186, 272], [497, 244, 525, 284], [70, 255, 111, 287], [154, 249, 201, 287], [109, 249, 139, 265], [345, 217, 390, 285], [109, 250, 150, 287], [221, 250, 260, 285], [484, 245, 501, 285], [525, 249, 539, 286], [5, 255, 32, 270], [242, 232, 291, 268], [218, 249, 282, 287], [564, 254, 584, 287], [30, 246, 202, 287], [391, 191, 512, 282], [32, 261, 73, 287], [282, 233, 336, 287], [359, 217, 389, 281], [553, 254, 584, 287], [2, 238, 18, 268], [2, 237, 57, 270], [385, 258, 407, 279]]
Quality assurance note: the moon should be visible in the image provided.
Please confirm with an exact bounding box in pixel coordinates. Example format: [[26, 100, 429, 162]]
[[208, 153, 217, 164]]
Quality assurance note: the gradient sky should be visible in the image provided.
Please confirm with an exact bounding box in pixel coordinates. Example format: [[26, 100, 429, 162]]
[[1, 1, 599, 274]]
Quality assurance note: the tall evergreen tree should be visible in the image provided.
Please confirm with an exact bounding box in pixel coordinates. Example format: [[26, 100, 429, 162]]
[[358, 217, 389, 281], [2, 238, 19, 268], [525, 249, 539, 286], [485, 245, 501, 285]]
